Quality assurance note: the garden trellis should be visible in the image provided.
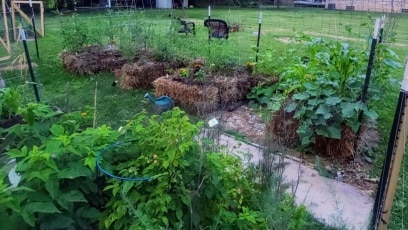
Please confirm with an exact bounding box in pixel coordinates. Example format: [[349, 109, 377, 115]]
[[10, 0, 45, 40], [0, 0, 10, 61]]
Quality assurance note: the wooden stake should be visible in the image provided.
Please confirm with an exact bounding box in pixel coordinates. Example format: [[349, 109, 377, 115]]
[[93, 81, 97, 128]]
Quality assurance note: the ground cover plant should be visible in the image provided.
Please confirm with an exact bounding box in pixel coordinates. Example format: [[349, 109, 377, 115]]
[[1, 6, 408, 229]]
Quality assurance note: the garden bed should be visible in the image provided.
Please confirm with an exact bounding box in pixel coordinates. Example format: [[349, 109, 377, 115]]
[[153, 76, 219, 115], [153, 73, 257, 115], [62, 45, 125, 75], [118, 61, 182, 90], [268, 107, 379, 159]]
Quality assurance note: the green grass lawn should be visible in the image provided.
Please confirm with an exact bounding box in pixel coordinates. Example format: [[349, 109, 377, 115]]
[[3, 6, 408, 228]]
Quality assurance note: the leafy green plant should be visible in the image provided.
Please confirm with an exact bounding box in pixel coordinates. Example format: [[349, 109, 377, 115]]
[[5, 122, 121, 229], [1, 103, 62, 151], [206, 40, 240, 72], [112, 12, 155, 59], [255, 37, 400, 147], [190, 151, 268, 229], [0, 172, 33, 230], [247, 83, 280, 109], [194, 69, 206, 82], [102, 108, 203, 229], [60, 14, 107, 52], [0, 94, 120, 229], [260, 174, 309, 230], [0, 87, 20, 119], [254, 48, 296, 77], [179, 68, 190, 78]]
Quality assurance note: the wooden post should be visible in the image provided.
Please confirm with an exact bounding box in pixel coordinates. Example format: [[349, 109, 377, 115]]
[[0, 0, 11, 61], [11, 0, 44, 40], [372, 58, 408, 229]]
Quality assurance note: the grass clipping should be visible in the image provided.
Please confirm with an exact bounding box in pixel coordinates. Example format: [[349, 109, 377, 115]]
[[119, 61, 175, 90], [153, 76, 219, 115]]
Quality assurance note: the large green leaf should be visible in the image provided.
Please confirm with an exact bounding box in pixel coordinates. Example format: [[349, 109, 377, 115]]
[[39, 214, 75, 230], [23, 202, 61, 214], [363, 108, 379, 121], [21, 209, 35, 227], [303, 82, 318, 91], [316, 126, 341, 139], [383, 58, 402, 69], [347, 119, 361, 132], [7, 148, 26, 158], [50, 124, 65, 136], [60, 190, 87, 203], [327, 126, 342, 139], [45, 177, 60, 200], [340, 102, 357, 118], [56, 195, 73, 212], [284, 103, 297, 113], [307, 99, 319, 106], [76, 206, 101, 219], [292, 93, 309, 101], [325, 97, 342, 106], [27, 168, 56, 182], [57, 162, 92, 179], [315, 104, 331, 120]]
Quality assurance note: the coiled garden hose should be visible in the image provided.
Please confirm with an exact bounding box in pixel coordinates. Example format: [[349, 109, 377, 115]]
[[96, 141, 152, 181]]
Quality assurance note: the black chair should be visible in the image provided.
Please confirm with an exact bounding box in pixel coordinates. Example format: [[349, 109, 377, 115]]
[[204, 19, 229, 39], [178, 19, 195, 35], [170, 15, 195, 35]]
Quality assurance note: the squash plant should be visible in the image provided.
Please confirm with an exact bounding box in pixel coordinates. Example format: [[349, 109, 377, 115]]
[[254, 36, 401, 147]]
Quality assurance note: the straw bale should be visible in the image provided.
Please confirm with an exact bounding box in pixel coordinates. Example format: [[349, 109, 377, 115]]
[[267, 108, 300, 147], [62, 45, 124, 76], [119, 61, 175, 90], [153, 77, 219, 115], [213, 74, 256, 103], [269, 107, 358, 159], [313, 126, 356, 159]]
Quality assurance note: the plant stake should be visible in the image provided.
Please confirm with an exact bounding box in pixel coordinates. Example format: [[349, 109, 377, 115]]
[[379, 15, 385, 44], [21, 28, 40, 102], [359, 18, 381, 119], [355, 18, 381, 153], [371, 57, 408, 230], [208, 5, 211, 42], [107, 0, 113, 43], [255, 12, 262, 63], [29, 0, 39, 58]]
